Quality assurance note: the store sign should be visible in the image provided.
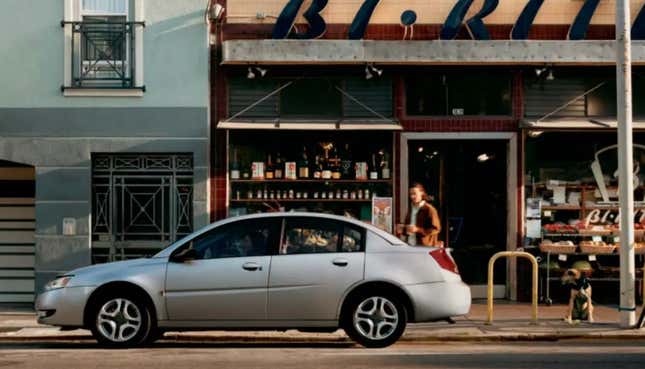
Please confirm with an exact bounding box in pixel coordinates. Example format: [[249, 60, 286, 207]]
[[585, 208, 645, 226], [272, 0, 645, 40]]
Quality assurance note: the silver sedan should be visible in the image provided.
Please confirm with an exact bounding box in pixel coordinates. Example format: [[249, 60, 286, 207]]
[[36, 212, 471, 348]]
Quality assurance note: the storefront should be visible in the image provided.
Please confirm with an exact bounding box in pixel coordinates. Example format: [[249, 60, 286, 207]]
[[211, 0, 645, 300], [522, 67, 645, 303]]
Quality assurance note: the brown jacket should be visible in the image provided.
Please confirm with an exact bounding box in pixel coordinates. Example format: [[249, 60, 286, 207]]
[[404, 202, 442, 246]]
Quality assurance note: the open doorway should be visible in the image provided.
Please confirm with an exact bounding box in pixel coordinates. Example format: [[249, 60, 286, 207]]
[[404, 135, 515, 298]]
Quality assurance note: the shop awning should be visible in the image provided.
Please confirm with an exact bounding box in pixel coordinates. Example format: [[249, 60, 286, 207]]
[[217, 119, 402, 130], [222, 40, 645, 66], [521, 117, 645, 130]]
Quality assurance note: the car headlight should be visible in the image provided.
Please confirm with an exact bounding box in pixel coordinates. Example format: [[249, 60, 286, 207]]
[[44, 275, 73, 291]]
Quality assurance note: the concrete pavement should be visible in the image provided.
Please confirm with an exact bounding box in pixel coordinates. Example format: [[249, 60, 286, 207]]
[[1, 301, 645, 343]]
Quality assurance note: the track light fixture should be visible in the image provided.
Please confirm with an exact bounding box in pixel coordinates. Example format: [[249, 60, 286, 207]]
[[364, 64, 383, 80], [246, 66, 268, 79]]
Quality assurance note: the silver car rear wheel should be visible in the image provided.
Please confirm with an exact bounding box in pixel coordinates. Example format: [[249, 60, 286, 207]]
[[353, 297, 399, 341], [344, 293, 407, 348], [97, 298, 142, 343]]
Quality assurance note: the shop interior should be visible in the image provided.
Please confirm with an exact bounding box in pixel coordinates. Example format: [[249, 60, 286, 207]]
[[408, 139, 508, 286]]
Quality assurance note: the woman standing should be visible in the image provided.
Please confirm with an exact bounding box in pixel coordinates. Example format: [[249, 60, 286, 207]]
[[397, 183, 442, 247]]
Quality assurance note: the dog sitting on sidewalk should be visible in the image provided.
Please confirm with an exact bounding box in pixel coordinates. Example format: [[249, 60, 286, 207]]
[[561, 268, 594, 324]]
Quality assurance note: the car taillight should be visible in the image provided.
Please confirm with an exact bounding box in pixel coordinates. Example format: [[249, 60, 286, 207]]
[[430, 248, 459, 274]]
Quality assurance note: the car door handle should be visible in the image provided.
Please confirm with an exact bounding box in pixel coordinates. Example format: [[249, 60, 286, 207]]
[[242, 262, 262, 271], [332, 258, 349, 267]]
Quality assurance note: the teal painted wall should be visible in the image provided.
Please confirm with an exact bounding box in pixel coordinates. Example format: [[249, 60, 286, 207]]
[[0, 0, 209, 108]]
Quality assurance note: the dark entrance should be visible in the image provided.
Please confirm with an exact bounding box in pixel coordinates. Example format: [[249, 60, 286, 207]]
[[408, 140, 508, 286]]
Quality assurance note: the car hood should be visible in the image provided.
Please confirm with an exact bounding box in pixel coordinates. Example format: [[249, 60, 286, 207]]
[[65, 258, 162, 278]]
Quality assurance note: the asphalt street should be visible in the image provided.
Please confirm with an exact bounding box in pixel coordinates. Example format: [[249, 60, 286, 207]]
[[0, 341, 644, 369]]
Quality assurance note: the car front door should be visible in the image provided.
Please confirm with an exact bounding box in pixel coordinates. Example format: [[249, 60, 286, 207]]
[[165, 217, 280, 321], [267, 217, 365, 321]]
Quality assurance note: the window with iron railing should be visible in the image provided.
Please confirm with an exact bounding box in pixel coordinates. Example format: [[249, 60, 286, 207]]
[[62, 0, 144, 91]]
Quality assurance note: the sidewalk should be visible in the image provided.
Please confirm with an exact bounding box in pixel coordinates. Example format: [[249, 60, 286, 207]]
[[1, 301, 645, 343]]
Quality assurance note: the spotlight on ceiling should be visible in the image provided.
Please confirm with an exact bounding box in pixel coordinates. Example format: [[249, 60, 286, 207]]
[[417, 146, 424, 153], [365, 65, 373, 80], [527, 130, 544, 138], [370, 65, 383, 77], [255, 67, 267, 77], [535, 67, 547, 77], [247, 67, 256, 79], [477, 153, 494, 162], [546, 69, 555, 81]]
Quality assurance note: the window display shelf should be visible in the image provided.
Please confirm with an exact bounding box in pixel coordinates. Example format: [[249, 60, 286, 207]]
[[230, 179, 392, 184], [542, 205, 581, 211], [231, 199, 372, 203]]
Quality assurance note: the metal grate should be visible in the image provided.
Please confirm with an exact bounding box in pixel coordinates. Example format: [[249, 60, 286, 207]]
[[92, 154, 193, 263], [62, 20, 144, 90]]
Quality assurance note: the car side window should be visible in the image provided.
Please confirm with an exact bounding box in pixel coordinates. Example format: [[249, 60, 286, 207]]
[[190, 218, 279, 260], [341, 225, 364, 252], [281, 218, 341, 255]]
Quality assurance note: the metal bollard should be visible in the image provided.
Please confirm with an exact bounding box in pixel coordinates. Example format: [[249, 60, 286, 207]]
[[486, 251, 539, 325]]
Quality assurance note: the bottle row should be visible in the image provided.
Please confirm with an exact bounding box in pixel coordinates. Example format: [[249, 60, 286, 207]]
[[230, 144, 390, 181], [234, 188, 378, 201]]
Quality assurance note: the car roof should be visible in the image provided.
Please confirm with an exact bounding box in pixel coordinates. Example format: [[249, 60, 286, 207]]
[[155, 212, 404, 258]]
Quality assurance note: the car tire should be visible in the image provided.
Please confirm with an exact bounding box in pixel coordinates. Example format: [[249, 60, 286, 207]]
[[90, 292, 154, 348], [342, 293, 407, 348]]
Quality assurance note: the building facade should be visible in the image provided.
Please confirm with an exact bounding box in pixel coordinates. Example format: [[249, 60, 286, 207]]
[[212, 0, 645, 301], [0, 0, 210, 302]]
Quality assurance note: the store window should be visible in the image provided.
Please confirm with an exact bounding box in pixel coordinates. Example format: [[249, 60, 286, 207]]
[[406, 72, 512, 116], [228, 130, 394, 221], [524, 68, 645, 119], [524, 132, 645, 303], [190, 218, 280, 259], [228, 77, 392, 119]]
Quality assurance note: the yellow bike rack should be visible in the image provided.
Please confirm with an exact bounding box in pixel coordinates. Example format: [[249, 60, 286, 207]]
[[486, 251, 539, 325]]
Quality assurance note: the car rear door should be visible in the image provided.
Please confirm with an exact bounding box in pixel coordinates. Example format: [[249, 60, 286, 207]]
[[267, 217, 365, 321], [164, 217, 281, 321]]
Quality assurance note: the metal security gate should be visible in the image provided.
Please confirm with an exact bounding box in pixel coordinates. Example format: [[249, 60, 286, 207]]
[[0, 163, 35, 303], [92, 154, 193, 263]]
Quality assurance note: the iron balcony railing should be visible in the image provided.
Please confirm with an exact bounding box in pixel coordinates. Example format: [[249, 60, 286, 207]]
[[61, 20, 145, 90]]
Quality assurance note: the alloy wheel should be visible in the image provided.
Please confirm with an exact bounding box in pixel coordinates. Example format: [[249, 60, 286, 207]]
[[96, 298, 142, 342], [353, 296, 399, 341]]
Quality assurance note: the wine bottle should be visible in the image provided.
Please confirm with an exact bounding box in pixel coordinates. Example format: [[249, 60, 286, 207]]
[[331, 147, 341, 180], [274, 152, 283, 179], [230, 148, 240, 179], [265, 154, 274, 179], [313, 155, 322, 179], [298, 146, 310, 179], [369, 153, 379, 179], [380, 150, 390, 179], [340, 143, 353, 179]]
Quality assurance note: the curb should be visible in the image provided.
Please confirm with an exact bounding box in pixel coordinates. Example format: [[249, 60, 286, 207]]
[[2, 333, 645, 343]]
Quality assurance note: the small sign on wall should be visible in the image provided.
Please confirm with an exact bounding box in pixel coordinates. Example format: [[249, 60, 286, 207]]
[[63, 218, 76, 236]]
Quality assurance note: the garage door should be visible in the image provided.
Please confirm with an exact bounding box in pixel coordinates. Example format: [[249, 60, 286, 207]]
[[0, 164, 35, 303], [0, 198, 35, 303]]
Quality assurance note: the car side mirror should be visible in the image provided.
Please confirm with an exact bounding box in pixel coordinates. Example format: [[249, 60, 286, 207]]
[[171, 248, 197, 263]]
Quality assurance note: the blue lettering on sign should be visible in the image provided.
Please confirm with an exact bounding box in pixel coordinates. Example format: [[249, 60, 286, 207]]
[[465, 0, 499, 40], [271, 0, 328, 39], [511, 0, 544, 40], [440, 0, 474, 40], [632, 2, 645, 39], [440, 0, 499, 40], [568, 0, 600, 40], [348, 0, 380, 40], [271, 0, 645, 41]]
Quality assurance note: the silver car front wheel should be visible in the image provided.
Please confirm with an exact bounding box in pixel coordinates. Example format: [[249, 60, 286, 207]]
[[97, 298, 142, 342], [90, 293, 153, 347], [344, 293, 407, 348]]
